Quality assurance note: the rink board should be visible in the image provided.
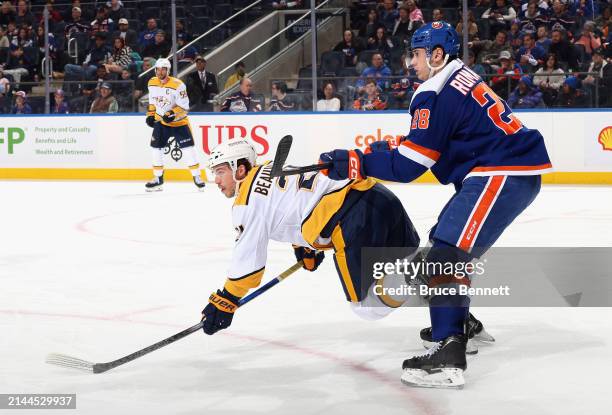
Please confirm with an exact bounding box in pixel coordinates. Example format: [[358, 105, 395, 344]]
[[0, 110, 611, 184]]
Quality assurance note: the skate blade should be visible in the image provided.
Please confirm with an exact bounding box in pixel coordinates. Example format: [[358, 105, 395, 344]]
[[196, 186, 206, 192], [423, 339, 478, 355], [474, 328, 495, 343], [145, 186, 163, 192], [401, 368, 465, 389]]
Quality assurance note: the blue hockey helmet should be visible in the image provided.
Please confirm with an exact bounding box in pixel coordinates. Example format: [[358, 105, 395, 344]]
[[410, 21, 460, 57]]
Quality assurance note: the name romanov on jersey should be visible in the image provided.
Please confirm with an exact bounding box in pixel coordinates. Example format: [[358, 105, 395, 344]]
[[253, 164, 274, 196]]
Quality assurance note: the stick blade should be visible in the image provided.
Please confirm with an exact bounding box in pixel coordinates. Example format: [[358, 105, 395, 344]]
[[270, 135, 293, 177], [46, 353, 94, 373]]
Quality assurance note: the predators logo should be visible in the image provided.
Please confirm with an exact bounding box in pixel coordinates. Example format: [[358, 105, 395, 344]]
[[598, 126, 612, 151]]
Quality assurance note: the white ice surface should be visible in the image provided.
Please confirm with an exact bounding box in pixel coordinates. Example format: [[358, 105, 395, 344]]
[[1, 181, 611, 415]]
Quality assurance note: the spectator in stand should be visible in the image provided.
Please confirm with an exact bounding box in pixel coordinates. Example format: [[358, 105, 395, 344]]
[[5, 20, 17, 41], [378, 0, 398, 35], [36, 25, 60, 79], [535, 26, 551, 52], [507, 75, 543, 108], [176, 33, 196, 71], [0, 1, 16, 27], [8, 27, 35, 82], [15, 0, 34, 28], [12, 90, 31, 113], [549, 27, 579, 71], [491, 50, 522, 99], [555, 76, 589, 107], [533, 52, 565, 106], [457, 10, 480, 42], [520, 0, 549, 15], [520, 1, 546, 30], [224, 61, 246, 90], [548, 0, 576, 34], [367, 26, 393, 63], [142, 29, 170, 60], [0, 67, 11, 111], [517, 32, 546, 73], [269, 81, 297, 111], [482, 0, 517, 39], [353, 78, 387, 111], [66, 0, 91, 21], [133, 57, 155, 102], [594, 6, 610, 35], [473, 30, 512, 69], [359, 8, 380, 39], [432, 8, 444, 23], [468, 50, 486, 77], [177, 20, 193, 43], [356, 52, 391, 93], [103, 36, 132, 74], [90, 5, 114, 39], [316, 81, 341, 111], [0, 25, 8, 48], [106, 0, 128, 23], [186, 55, 218, 112], [52, 89, 69, 114], [391, 6, 411, 38], [114, 68, 133, 111], [583, 48, 607, 106], [61, 33, 111, 92], [64, 6, 89, 38], [138, 18, 158, 51], [112, 18, 137, 50], [388, 54, 413, 109], [404, 0, 423, 26], [220, 77, 262, 112], [334, 30, 362, 67], [39, 1, 64, 29], [574, 21, 602, 59], [90, 82, 118, 113]]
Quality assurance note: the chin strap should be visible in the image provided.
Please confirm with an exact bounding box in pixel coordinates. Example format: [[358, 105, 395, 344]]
[[425, 53, 450, 80]]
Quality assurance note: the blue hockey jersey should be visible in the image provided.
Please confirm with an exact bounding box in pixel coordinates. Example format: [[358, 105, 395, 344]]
[[362, 59, 552, 186]]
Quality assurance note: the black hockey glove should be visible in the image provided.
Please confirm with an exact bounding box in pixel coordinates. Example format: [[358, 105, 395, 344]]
[[293, 245, 325, 272], [146, 115, 156, 128], [201, 289, 241, 335], [162, 111, 176, 123]]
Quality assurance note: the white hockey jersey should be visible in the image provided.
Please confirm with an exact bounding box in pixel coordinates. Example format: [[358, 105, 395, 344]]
[[147, 76, 190, 127], [224, 162, 376, 297]]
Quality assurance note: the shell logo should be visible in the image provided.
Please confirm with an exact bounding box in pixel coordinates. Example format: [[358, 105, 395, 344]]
[[432, 22, 443, 29], [598, 126, 612, 151]]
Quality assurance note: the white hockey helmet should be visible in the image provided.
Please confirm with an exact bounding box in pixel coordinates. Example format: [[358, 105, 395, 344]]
[[154, 58, 171, 70], [208, 139, 257, 175]]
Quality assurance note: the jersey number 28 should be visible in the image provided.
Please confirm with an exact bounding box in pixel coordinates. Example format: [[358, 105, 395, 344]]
[[471, 83, 523, 135]]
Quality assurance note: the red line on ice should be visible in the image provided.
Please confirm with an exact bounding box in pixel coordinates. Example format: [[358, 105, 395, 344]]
[[1, 308, 441, 415]]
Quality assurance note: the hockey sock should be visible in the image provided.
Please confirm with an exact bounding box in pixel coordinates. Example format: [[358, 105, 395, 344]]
[[182, 146, 201, 177], [152, 148, 164, 177], [429, 299, 470, 341]]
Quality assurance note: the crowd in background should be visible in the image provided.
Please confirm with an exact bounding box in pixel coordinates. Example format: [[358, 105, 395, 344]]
[[0, 0, 611, 114]]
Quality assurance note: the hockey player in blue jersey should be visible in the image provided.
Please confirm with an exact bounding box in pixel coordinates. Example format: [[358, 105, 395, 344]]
[[319, 21, 551, 388]]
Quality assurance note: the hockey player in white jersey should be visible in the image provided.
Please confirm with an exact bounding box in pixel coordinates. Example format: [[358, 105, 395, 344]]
[[145, 58, 206, 192], [201, 139, 421, 335]]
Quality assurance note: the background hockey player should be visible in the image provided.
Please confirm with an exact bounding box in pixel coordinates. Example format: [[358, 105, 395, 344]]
[[201, 139, 420, 337], [319, 22, 552, 388], [145, 58, 205, 192]]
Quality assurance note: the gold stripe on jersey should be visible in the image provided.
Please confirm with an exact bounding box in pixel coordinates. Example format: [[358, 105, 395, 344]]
[[301, 177, 377, 247], [331, 224, 358, 302], [234, 162, 271, 206], [147, 76, 183, 90], [224, 266, 265, 297]]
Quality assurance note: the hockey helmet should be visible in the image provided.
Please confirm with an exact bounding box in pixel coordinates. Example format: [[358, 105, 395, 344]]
[[208, 139, 257, 174], [410, 21, 460, 58]]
